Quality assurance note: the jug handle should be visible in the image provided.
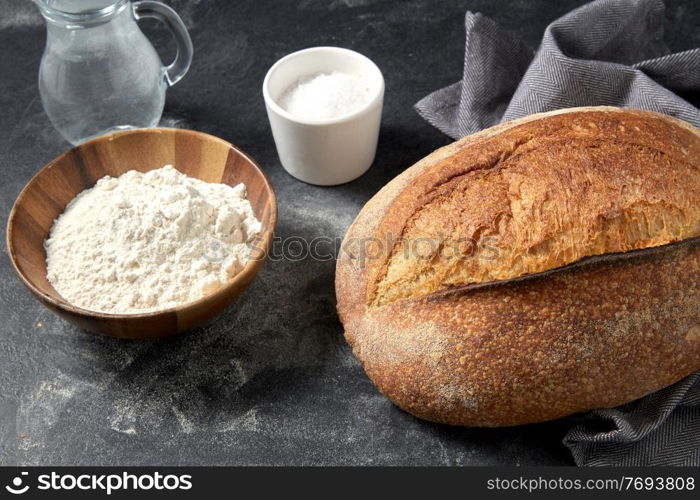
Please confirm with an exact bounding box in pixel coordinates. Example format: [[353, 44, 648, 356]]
[[132, 1, 193, 87]]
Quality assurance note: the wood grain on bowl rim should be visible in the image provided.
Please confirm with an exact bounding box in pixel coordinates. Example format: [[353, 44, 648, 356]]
[[6, 128, 277, 339]]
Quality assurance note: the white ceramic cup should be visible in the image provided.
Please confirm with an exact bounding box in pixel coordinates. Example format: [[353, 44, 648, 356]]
[[263, 47, 384, 186]]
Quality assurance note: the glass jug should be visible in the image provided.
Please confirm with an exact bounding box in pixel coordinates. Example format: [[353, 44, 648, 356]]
[[34, 0, 193, 145]]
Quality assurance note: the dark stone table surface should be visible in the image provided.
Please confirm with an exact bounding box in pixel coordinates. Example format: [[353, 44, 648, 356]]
[[1, 0, 697, 466]]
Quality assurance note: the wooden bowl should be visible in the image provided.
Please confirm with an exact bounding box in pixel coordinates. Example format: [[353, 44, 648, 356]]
[[6, 128, 277, 339]]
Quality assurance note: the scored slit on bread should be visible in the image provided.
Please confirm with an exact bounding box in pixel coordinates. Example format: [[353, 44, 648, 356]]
[[368, 110, 700, 306]]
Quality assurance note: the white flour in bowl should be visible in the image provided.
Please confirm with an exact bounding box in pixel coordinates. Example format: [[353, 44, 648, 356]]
[[44, 165, 262, 314]]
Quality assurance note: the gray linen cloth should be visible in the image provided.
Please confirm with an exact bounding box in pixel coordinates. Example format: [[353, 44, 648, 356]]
[[415, 0, 700, 137], [415, 0, 700, 466]]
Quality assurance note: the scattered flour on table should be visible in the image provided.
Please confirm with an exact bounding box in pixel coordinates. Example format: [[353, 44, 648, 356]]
[[278, 71, 374, 120], [45, 165, 261, 314]]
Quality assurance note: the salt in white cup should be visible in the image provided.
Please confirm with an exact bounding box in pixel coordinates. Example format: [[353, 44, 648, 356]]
[[263, 47, 384, 186]]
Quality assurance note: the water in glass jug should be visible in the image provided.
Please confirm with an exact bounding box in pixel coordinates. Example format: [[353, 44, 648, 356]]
[[34, 0, 193, 145]]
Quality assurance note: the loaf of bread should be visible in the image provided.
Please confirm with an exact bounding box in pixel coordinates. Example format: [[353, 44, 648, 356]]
[[336, 107, 700, 426]]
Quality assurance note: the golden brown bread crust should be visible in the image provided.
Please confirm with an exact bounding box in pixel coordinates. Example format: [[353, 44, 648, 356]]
[[336, 107, 700, 426], [371, 109, 700, 306]]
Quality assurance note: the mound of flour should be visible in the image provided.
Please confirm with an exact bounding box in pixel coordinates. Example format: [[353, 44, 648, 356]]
[[45, 165, 262, 314]]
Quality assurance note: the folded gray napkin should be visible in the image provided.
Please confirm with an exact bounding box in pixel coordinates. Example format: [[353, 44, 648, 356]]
[[565, 372, 700, 465], [415, 0, 700, 138], [415, 0, 700, 466]]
